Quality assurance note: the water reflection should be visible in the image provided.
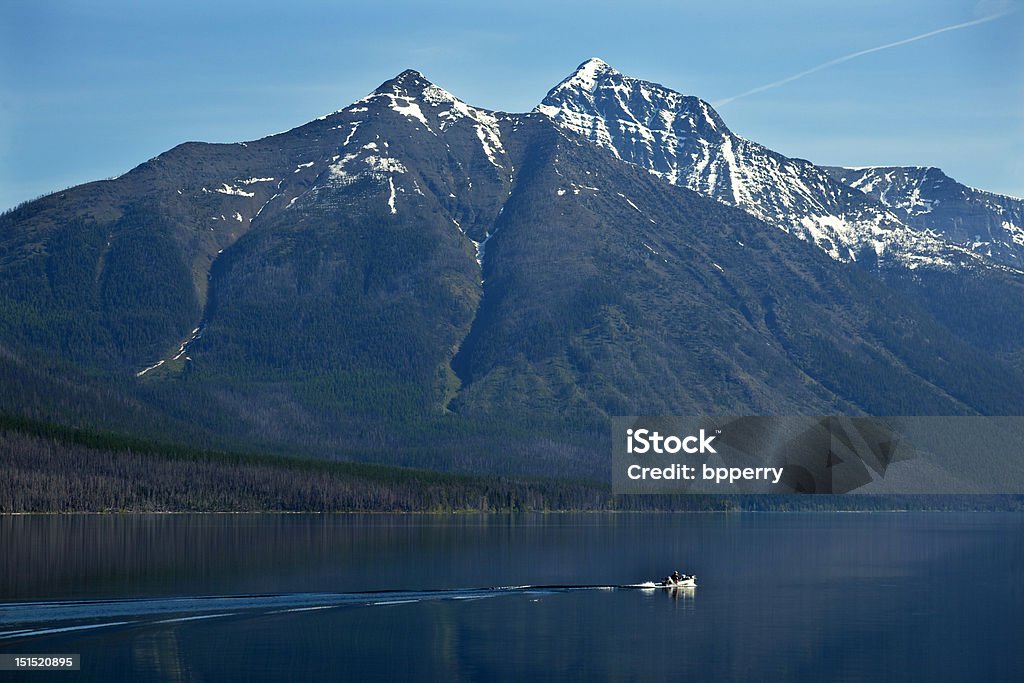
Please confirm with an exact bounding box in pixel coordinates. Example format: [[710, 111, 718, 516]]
[[133, 630, 186, 683], [666, 585, 696, 609]]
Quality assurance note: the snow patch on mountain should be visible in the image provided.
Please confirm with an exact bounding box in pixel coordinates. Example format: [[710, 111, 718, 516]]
[[387, 177, 397, 214], [341, 122, 361, 147], [389, 96, 432, 130], [1004, 221, 1024, 246], [364, 156, 407, 174], [215, 183, 255, 198], [293, 135, 412, 216]]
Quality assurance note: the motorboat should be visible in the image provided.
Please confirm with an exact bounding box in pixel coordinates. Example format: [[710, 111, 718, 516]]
[[658, 575, 696, 588]]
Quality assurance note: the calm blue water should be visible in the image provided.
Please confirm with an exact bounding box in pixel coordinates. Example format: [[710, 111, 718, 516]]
[[1, 513, 1022, 681]]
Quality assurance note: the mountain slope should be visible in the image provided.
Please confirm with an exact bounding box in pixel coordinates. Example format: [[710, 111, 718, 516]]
[[825, 165, 1024, 270], [191, 70, 520, 435], [447, 117, 1024, 424]]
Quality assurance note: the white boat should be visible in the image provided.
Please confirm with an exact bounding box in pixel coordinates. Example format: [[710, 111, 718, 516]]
[[658, 576, 696, 588]]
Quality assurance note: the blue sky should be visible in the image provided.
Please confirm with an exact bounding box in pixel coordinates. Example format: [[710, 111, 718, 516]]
[[1, 0, 1021, 210]]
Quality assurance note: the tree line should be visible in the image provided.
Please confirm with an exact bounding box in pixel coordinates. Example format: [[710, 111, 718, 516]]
[[1, 417, 1019, 513]]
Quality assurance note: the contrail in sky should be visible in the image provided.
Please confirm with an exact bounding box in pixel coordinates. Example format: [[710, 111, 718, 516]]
[[713, 10, 1015, 107]]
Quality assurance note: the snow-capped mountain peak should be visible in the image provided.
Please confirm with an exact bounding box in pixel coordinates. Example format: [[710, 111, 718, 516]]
[[548, 57, 620, 96], [370, 69, 433, 95], [537, 58, 729, 169], [536, 58, 977, 271], [344, 70, 510, 172]]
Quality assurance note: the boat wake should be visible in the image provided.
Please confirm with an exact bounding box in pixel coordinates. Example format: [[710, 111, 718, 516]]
[[0, 584, 665, 642]]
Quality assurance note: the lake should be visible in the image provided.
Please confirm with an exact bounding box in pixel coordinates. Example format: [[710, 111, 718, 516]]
[[1, 512, 1022, 681]]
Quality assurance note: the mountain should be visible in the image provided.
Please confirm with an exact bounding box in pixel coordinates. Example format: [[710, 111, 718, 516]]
[[824, 165, 1024, 270], [2, 60, 1024, 480], [537, 58, 980, 271]]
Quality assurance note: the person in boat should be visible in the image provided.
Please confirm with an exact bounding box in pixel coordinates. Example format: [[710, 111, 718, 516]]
[[671, 570, 681, 584]]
